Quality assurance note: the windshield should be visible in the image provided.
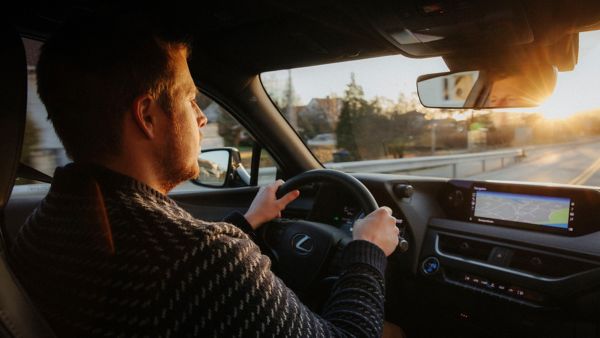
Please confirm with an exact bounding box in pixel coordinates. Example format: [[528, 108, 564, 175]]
[[261, 31, 600, 186]]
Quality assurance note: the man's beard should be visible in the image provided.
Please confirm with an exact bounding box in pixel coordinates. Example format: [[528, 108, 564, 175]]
[[158, 122, 199, 193]]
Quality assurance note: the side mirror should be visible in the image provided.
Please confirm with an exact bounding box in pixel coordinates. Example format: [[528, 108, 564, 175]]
[[191, 147, 251, 187], [417, 66, 557, 109]]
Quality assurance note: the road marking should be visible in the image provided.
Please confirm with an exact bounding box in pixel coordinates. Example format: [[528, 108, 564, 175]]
[[569, 157, 600, 185]]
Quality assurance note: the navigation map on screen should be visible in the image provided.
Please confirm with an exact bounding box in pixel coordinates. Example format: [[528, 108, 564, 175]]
[[473, 191, 571, 229]]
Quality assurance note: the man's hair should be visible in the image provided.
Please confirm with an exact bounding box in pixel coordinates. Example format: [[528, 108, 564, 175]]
[[36, 14, 191, 161]]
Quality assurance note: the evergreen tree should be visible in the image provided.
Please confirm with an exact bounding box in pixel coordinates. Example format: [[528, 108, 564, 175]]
[[336, 73, 370, 160]]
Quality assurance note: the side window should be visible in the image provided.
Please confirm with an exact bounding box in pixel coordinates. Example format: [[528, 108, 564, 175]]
[[173, 91, 278, 192]]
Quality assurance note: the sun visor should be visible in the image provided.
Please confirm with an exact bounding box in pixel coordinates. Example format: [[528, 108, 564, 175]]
[[442, 32, 579, 74], [367, 0, 534, 57]]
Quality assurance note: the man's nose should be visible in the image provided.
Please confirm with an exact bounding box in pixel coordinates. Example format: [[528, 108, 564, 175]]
[[195, 104, 208, 128]]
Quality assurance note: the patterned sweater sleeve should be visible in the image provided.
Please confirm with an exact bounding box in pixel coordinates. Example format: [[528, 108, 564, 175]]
[[170, 221, 387, 337], [221, 211, 257, 240]]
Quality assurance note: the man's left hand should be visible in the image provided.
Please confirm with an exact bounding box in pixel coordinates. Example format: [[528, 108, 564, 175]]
[[244, 180, 300, 230]]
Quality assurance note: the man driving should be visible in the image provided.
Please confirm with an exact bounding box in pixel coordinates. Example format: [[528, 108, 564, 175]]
[[11, 14, 399, 337]]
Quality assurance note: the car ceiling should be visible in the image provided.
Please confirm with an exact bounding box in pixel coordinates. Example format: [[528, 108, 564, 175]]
[[10, 0, 600, 73]]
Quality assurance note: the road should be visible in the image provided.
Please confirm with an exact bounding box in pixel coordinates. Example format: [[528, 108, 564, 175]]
[[467, 141, 600, 186]]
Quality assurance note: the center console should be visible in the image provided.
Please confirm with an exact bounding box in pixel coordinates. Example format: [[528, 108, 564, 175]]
[[441, 180, 600, 236], [416, 180, 600, 310]]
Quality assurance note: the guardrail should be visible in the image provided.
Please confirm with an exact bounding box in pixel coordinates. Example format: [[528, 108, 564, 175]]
[[257, 148, 525, 180], [324, 149, 525, 177]]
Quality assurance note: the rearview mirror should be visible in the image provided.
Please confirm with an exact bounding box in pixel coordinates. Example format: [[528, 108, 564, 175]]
[[417, 66, 557, 109], [191, 147, 251, 187]]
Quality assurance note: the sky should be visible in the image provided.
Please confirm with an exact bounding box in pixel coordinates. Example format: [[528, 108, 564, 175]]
[[263, 31, 600, 120], [521, 30, 600, 119]]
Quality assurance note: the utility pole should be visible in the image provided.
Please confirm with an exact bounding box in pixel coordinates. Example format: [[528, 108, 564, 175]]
[[431, 121, 437, 154]]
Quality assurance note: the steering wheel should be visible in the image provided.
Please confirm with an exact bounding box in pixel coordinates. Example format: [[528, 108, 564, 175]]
[[256, 169, 379, 292]]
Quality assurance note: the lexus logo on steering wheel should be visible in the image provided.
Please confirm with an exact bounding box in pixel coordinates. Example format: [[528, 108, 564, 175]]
[[291, 233, 314, 255]]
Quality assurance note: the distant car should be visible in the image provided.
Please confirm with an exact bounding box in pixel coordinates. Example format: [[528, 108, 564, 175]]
[[307, 133, 336, 147]]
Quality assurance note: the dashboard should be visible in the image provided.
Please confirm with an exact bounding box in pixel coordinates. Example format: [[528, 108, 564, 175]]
[[299, 175, 600, 336], [306, 181, 408, 235], [310, 196, 362, 235]]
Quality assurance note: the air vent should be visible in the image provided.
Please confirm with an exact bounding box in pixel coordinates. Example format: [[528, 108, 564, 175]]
[[509, 250, 598, 278], [438, 234, 600, 278]]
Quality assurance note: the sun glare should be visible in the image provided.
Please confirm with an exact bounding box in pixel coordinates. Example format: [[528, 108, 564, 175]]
[[492, 30, 600, 124], [510, 30, 600, 121]]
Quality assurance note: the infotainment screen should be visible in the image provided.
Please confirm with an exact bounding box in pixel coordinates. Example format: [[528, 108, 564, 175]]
[[471, 188, 574, 232]]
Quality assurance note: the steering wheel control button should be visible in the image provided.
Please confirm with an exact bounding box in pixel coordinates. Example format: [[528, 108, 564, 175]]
[[421, 257, 440, 275], [291, 233, 314, 255], [397, 237, 409, 253]]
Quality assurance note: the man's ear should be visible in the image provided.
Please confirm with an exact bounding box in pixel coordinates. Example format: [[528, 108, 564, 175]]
[[131, 94, 158, 139]]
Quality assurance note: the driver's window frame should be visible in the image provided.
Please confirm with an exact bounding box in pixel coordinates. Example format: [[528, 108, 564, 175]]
[[177, 89, 279, 191]]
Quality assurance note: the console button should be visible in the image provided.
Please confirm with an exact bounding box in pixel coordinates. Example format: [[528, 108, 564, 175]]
[[458, 241, 470, 252], [529, 256, 543, 267], [488, 247, 514, 266], [454, 271, 544, 304], [421, 257, 440, 275]]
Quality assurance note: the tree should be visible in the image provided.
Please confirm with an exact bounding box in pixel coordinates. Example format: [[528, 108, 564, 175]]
[[298, 112, 330, 140], [217, 109, 243, 147], [395, 92, 420, 113], [261, 72, 301, 113], [335, 73, 372, 160]]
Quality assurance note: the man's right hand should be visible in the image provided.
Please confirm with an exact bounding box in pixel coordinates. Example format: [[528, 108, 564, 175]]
[[352, 207, 399, 256]]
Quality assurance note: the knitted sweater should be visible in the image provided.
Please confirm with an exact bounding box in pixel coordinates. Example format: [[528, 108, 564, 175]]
[[11, 164, 387, 337]]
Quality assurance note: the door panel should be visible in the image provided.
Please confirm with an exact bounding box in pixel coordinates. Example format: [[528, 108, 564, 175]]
[[170, 187, 259, 221]]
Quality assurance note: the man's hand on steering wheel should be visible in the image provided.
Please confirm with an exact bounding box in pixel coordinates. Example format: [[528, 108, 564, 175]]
[[244, 180, 300, 229], [353, 206, 399, 256]]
